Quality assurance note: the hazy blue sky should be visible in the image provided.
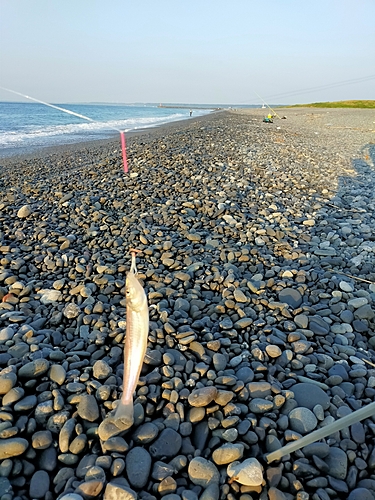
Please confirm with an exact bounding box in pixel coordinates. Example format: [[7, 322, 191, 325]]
[[0, 0, 374, 104]]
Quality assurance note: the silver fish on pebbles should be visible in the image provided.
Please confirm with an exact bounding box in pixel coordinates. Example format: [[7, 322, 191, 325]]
[[114, 250, 149, 425]]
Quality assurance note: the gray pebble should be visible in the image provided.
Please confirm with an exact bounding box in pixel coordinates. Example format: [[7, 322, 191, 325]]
[[278, 288, 302, 308], [125, 447, 152, 488], [93, 359, 112, 379], [188, 457, 220, 487], [302, 443, 330, 458], [188, 387, 217, 407], [249, 398, 274, 413], [18, 359, 50, 379], [198, 483, 220, 500], [212, 353, 227, 371], [77, 394, 99, 422], [309, 316, 330, 335], [133, 422, 159, 444], [14, 394, 37, 411], [0, 327, 14, 343], [291, 383, 330, 410], [149, 428, 182, 458], [59, 495, 84, 500], [348, 488, 374, 500], [325, 446, 348, 480], [29, 470, 50, 499], [0, 477, 12, 497], [235, 367, 254, 383], [289, 407, 317, 434]]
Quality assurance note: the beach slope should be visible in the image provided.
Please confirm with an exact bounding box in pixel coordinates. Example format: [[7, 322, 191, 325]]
[[1, 108, 375, 499]]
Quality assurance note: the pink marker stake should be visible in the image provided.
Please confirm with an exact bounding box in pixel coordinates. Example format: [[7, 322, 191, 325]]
[[120, 131, 128, 173]]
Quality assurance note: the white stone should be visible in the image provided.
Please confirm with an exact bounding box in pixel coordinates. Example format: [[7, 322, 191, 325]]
[[304, 364, 317, 373], [303, 219, 315, 226], [349, 356, 365, 365], [339, 281, 354, 293], [233, 289, 248, 303], [0, 327, 15, 343], [63, 303, 81, 318], [222, 215, 236, 225], [348, 297, 368, 309], [17, 205, 32, 218], [39, 289, 62, 305], [9, 281, 24, 290], [188, 457, 220, 487], [350, 255, 364, 267], [265, 345, 282, 358], [227, 458, 263, 486], [255, 237, 265, 246], [282, 270, 294, 278], [331, 324, 348, 334]]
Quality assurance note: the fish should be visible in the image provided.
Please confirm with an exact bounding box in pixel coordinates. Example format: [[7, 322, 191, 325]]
[[114, 250, 149, 425]]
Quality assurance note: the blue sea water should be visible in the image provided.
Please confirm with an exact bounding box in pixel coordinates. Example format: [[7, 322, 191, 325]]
[[0, 101, 213, 158]]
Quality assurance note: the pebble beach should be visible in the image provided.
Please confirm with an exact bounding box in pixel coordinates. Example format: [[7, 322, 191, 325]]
[[1, 107, 375, 500]]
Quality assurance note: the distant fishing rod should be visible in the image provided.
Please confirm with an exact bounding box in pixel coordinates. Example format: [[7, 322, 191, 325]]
[[0, 86, 129, 172], [253, 90, 281, 119]]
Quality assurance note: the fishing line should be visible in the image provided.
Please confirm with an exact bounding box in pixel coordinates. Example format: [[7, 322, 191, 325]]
[[241, 74, 375, 105], [264, 74, 375, 101], [0, 86, 129, 173], [239, 75, 375, 104]]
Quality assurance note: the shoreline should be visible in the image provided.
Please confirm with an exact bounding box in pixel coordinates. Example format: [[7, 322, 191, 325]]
[[1, 108, 375, 499], [0, 110, 222, 164], [2, 106, 374, 167]]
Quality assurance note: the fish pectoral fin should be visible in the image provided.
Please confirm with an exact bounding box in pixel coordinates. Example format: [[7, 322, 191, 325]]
[[114, 399, 134, 426]]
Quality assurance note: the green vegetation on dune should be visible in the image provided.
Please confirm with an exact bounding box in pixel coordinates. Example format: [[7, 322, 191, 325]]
[[289, 100, 375, 109]]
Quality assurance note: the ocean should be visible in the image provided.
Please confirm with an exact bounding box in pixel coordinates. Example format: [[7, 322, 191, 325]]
[[0, 102, 213, 158]]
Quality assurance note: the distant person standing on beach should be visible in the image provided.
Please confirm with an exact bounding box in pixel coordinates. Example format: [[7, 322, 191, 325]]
[[190, 110, 192, 117]]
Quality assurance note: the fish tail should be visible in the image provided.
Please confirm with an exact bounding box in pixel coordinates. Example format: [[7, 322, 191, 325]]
[[114, 398, 134, 425]]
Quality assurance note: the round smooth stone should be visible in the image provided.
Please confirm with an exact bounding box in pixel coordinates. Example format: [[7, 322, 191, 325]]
[[188, 457, 220, 488], [227, 458, 264, 486], [188, 387, 218, 407], [278, 288, 302, 309], [291, 383, 330, 410], [289, 407, 318, 434]]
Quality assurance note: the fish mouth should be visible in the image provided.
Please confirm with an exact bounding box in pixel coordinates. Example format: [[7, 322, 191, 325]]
[[126, 271, 138, 286]]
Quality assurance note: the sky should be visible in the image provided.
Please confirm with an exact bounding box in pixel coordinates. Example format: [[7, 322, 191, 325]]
[[0, 0, 374, 105]]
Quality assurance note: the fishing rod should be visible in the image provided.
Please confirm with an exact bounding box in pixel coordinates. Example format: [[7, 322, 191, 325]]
[[0, 86, 129, 173], [253, 90, 281, 119]]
